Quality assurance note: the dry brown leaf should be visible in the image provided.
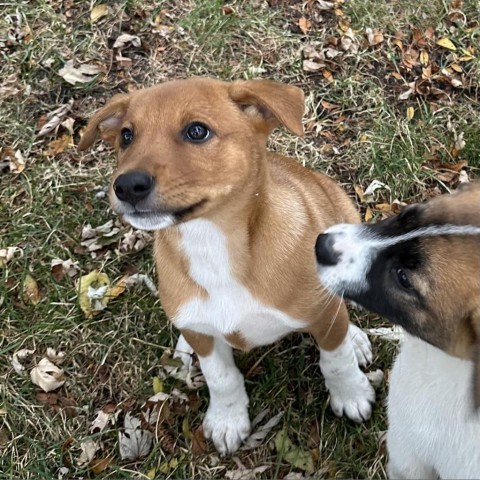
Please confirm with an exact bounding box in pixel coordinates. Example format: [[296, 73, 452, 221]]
[[43, 134, 74, 157], [298, 17, 312, 34], [90, 4, 108, 23], [302, 59, 324, 72], [322, 69, 334, 83], [366, 27, 384, 46], [90, 456, 113, 475], [364, 207, 373, 222], [58, 60, 102, 85]]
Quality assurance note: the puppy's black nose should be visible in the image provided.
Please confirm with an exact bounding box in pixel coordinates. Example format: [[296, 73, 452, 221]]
[[315, 233, 340, 266], [113, 171, 154, 205]]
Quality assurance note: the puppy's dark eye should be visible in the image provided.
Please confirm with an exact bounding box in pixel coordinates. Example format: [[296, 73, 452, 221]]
[[184, 123, 211, 143], [396, 268, 412, 289], [121, 128, 134, 147]]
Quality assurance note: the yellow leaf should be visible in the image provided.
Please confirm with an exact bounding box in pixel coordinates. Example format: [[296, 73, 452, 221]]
[[24, 274, 40, 305], [436, 37, 456, 51], [364, 207, 373, 222], [354, 185, 364, 202], [420, 50, 429, 65], [105, 274, 130, 300], [182, 417, 192, 440], [77, 271, 110, 318], [146, 468, 157, 480], [406, 106, 415, 120], [450, 63, 463, 72], [90, 4, 108, 23], [153, 377, 164, 394]]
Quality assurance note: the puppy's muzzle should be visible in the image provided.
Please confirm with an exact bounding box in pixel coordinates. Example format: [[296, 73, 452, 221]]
[[113, 170, 155, 206], [315, 233, 340, 266]]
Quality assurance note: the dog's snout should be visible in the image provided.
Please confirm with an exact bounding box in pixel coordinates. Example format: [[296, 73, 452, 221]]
[[315, 233, 340, 266], [113, 171, 154, 205]]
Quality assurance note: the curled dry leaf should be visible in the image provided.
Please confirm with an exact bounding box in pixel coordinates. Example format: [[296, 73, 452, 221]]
[[90, 410, 113, 434], [366, 369, 384, 387], [30, 358, 66, 392], [11, 349, 34, 374], [51, 258, 80, 281], [0, 147, 25, 175], [118, 229, 152, 254], [367, 326, 404, 342], [241, 411, 284, 450], [113, 34, 141, 50], [23, 274, 40, 305], [0, 246, 22, 268], [46, 348, 66, 365], [366, 27, 384, 46], [77, 271, 110, 318], [58, 60, 102, 86], [316, 0, 334, 9], [36, 101, 73, 137]]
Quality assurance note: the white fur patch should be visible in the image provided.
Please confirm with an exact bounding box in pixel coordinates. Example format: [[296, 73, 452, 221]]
[[197, 338, 250, 455], [174, 219, 306, 346], [387, 335, 480, 478], [122, 212, 175, 231], [319, 324, 375, 422]]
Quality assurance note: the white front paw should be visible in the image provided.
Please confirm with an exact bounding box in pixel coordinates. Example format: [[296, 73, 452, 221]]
[[349, 324, 373, 367], [327, 372, 375, 422], [203, 403, 251, 455]]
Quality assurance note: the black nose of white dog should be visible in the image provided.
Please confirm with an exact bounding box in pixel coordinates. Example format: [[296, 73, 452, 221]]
[[315, 233, 340, 266], [114, 171, 154, 205]]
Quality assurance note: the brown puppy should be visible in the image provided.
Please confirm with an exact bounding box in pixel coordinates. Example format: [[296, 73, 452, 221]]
[[79, 78, 374, 454], [316, 182, 480, 478]]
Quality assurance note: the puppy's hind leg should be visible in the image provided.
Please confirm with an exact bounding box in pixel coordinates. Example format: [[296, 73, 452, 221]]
[[310, 301, 375, 422], [181, 329, 251, 455]]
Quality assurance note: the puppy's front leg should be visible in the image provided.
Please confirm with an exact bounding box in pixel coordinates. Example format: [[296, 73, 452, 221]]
[[311, 302, 375, 422], [180, 329, 251, 455]]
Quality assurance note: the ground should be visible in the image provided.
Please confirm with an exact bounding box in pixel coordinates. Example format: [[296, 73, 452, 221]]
[[0, 0, 479, 478]]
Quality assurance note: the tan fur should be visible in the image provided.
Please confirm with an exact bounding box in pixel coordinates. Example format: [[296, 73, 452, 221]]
[[78, 77, 359, 359]]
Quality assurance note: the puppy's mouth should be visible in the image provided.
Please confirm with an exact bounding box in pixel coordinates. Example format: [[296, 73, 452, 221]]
[[119, 199, 207, 231]]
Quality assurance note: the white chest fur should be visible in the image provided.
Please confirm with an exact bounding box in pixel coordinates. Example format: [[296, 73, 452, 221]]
[[387, 334, 480, 478], [173, 219, 305, 347]]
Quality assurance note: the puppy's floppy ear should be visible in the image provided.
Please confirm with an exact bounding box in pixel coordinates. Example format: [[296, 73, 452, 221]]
[[229, 80, 304, 137], [77, 94, 130, 150]]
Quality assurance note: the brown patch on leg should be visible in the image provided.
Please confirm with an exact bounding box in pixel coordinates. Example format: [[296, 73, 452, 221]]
[[307, 298, 350, 351], [181, 329, 214, 357], [224, 331, 251, 351]]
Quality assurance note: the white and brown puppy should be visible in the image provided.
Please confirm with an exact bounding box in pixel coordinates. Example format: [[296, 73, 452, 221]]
[[78, 77, 374, 454], [316, 182, 480, 479]]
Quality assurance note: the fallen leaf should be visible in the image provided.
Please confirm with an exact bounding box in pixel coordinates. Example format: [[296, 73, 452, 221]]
[[113, 34, 141, 49], [364, 207, 373, 222], [30, 358, 66, 392], [23, 274, 40, 305], [241, 411, 284, 450], [302, 59, 324, 72], [51, 258, 80, 281], [43, 134, 74, 157], [0, 246, 22, 268], [153, 377, 164, 394], [366, 326, 404, 341], [354, 185, 364, 202], [77, 271, 111, 318], [11, 349, 34, 374], [58, 60, 102, 86], [91, 456, 113, 475], [316, 0, 334, 9], [366, 27, 384, 46], [436, 37, 457, 51], [90, 410, 113, 434], [90, 4, 108, 23], [119, 412, 153, 460], [420, 50, 429, 65], [406, 106, 415, 120], [364, 179, 389, 198], [322, 69, 334, 83], [36, 101, 73, 137], [225, 466, 270, 480], [366, 369, 384, 387], [275, 429, 314, 474], [77, 439, 101, 466], [298, 17, 312, 34], [46, 348, 66, 364]]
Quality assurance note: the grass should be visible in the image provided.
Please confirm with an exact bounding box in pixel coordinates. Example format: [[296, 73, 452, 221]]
[[1, 0, 479, 478]]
